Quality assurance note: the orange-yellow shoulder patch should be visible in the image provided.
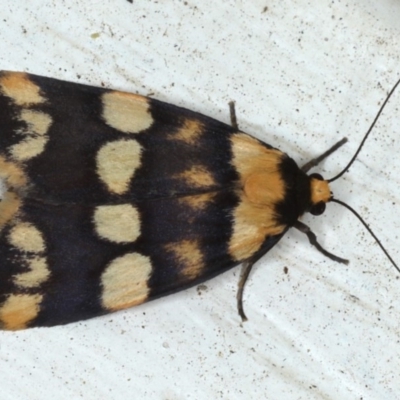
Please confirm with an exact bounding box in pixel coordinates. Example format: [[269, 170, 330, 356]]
[[230, 133, 286, 204], [229, 133, 287, 261]]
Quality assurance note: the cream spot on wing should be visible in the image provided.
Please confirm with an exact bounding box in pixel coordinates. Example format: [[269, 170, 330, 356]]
[[169, 119, 204, 144], [19, 110, 52, 136], [94, 204, 141, 243], [0, 72, 45, 106], [10, 136, 49, 161], [101, 252, 152, 311], [0, 294, 42, 330], [8, 223, 45, 253], [164, 239, 204, 280], [102, 91, 153, 133], [14, 257, 50, 288], [97, 139, 142, 194], [178, 165, 215, 188]]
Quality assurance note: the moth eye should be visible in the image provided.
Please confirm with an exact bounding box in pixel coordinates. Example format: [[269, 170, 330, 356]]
[[309, 173, 324, 181], [310, 202, 326, 216]]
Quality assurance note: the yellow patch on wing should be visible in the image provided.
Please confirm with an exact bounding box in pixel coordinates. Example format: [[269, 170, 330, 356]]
[[169, 119, 204, 144], [94, 204, 141, 243], [230, 133, 285, 196], [0, 192, 22, 230], [310, 178, 331, 205], [0, 294, 42, 330], [178, 165, 215, 188], [164, 239, 204, 280], [179, 192, 216, 211], [0, 71, 45, 106], [0, 155, 27, 188], [229, 193, 285, 261], [101, 252, 152, 311], [229, 133, 287, 261], [96, 139, 142, 194], [102, 91, 153, 133], [13, 257, 50, 288], [8, 222, 45, 253]]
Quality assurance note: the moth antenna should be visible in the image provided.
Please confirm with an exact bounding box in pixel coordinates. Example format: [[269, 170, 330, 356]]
[[301, 137, 347, 173], [328, 78, 400, 183], [330, 198, 400, 274]]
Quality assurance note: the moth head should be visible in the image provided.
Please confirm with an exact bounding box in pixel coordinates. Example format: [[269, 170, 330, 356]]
[[308, 172, 331, 216]]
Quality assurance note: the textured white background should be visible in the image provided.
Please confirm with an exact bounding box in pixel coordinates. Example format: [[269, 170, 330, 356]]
[[1, 1, 400, 399]]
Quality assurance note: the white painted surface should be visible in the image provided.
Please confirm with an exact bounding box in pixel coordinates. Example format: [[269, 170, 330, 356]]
[[1, 1, 400, 399]]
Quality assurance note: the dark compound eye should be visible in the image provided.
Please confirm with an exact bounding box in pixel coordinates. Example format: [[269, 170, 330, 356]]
[[310, 202, 326, 216], [309, 173, 324, 181]]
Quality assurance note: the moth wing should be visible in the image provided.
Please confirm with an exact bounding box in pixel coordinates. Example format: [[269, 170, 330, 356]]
[[0, 190, 286, 329], [0, 71, 239, 206], [0, 72, 290, 329]]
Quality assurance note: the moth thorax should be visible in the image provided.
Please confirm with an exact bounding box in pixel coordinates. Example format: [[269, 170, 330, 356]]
[[243, 172, 284, 205]]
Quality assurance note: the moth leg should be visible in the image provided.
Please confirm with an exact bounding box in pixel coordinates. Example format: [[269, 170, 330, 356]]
[[301, 137, 347, 173], [294, 221, 349, 264], [229, 101, 239, 130], [237, 260, 254, 322]]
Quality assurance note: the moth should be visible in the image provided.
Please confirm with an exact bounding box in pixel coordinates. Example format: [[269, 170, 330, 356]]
[[0, 71, 397, 330]]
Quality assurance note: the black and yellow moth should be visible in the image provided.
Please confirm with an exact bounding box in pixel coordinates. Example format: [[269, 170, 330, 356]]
[[0, 71, 397, 330]]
